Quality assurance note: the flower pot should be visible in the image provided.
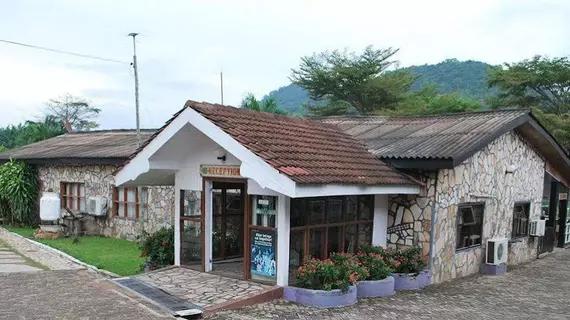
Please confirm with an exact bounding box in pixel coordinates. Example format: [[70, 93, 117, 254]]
[[356, 276, 395, 298], [393, 270, 431, 290], [283, 286, 357, 308]]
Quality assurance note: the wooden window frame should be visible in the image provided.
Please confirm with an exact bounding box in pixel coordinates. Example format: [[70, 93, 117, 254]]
[[456, 203, 485, 250], [60, 182, 85, 211], [290, 195, 374, 265], [112, 186, 140, 220], [512, 202, 530, 239]]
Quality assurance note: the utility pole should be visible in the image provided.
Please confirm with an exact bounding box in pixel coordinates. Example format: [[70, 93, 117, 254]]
[[220, 71, 224, 105], [129, 33, 141, 147]]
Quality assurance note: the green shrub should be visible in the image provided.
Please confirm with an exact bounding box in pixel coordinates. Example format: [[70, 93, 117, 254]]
[[0, 160, 39, 226], [389, 246, 426, 274], [356, 245, 391, 280], [138, 227, 174, 271], [294, 252, 368, 291]]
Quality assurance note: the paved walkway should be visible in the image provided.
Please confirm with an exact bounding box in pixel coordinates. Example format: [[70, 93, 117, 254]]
[[0, 241, 45, 272], [136, 267, 271, 309], [0, 227, 83, 270], [207, 249, 570, 320]]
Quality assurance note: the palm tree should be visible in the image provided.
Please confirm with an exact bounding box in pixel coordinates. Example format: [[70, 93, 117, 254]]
[[240, 93, 287, 115]]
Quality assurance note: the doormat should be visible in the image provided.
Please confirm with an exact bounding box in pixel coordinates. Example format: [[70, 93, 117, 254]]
[[114, 277, 202, 317]]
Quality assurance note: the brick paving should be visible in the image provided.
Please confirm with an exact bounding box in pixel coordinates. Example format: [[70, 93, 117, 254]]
[[0, 269, 172, 319], [207, 249, 570, 320], [0, 227, 83, 271], [135, 267, 271, 309]]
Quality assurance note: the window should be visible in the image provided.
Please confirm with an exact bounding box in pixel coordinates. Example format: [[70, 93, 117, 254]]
[[113, 187, 140, 219], [60, 182, 86, 211], [512, 202, 530, 238], [289, 196, 373, 273], [456, 203, 484, 250]]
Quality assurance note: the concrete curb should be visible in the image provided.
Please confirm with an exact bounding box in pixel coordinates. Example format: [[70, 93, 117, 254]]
[[8, 231, 120, 279]]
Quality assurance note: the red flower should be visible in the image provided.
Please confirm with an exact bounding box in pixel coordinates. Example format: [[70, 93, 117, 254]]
[[161, 241, 167, 247]]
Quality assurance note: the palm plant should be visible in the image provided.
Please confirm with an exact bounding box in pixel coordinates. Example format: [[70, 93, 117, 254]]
[[240, 93, 287, 115]]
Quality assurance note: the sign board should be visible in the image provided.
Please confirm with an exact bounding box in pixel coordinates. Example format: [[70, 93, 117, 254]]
[[255, 195, 277, 215], [250, 230, 276, 278], [199, 165, 240, 178], [560, 193, 568, 200]]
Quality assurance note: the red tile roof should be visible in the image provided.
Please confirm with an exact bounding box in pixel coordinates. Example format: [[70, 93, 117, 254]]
[[185, 101, 417, 186]]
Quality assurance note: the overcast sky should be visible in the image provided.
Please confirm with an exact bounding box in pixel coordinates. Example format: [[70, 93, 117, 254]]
[[1, 0, 569, 129]]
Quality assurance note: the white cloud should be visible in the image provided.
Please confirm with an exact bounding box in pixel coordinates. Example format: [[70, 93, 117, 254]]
[[0, 0, 568, 128]]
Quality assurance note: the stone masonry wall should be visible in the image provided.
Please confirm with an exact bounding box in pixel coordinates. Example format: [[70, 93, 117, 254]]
[[431, 131, 545, 283], [39, 164, 175, 240], [387, 171, 436, 260]]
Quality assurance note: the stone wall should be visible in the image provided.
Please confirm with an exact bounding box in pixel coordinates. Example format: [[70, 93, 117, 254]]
[[387, 171, 436, 260], [431, 131, 545, 283], [39, 164, 175, 240]]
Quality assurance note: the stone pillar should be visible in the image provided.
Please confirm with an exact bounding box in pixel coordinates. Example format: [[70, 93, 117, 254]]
[[276, 194, 291, 286], [372, 194, 389, 247]]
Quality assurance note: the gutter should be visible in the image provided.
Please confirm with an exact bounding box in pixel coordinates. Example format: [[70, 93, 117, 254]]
[[428, 169, 439, 271]]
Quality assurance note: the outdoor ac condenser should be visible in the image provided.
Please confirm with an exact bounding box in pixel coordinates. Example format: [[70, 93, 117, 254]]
[[486, 238, 508, 265], [529, 220, 546, 237], [88, 197, 107, 216]]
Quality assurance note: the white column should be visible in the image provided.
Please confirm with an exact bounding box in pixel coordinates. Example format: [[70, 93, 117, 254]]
[[174, 186, 181, 266], [204, 180, 213, 272], [372, 194, 389, 247], [276, 194, 291, 286]]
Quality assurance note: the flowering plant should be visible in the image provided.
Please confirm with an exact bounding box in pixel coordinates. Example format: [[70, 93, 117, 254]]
[[389, 247, 426, 274], [356, 245, 391, 280], [294, 252, 368, 291]]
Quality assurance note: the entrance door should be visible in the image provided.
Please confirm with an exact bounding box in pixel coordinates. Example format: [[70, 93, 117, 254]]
[[211, 182, 245, 262]]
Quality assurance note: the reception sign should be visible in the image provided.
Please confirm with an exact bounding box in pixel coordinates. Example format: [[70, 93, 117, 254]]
[[250, 230, 276, 278], [199, 165, 240, 178]]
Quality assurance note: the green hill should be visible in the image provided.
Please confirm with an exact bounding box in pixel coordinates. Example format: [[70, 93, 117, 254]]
[[264, 59, 496, 115]]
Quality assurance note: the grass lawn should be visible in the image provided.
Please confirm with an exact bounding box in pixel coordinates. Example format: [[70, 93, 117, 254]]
[[2, 226, 144, 276]]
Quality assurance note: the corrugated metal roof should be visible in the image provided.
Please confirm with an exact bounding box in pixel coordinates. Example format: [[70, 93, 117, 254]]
[[0, 130, 156, 161], [322, 109, 530, 160]]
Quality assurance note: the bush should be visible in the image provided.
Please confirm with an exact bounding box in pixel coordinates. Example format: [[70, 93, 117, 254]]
[[294, 252, 368, 291], [357, 245, 391, 280], [138, 227, 174, 271], [0, 160, 39, 226], [389, 247, 426, 274]]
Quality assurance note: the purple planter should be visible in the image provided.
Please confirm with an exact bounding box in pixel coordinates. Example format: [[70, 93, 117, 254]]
[[357, 276, 395, 298], [393, 270, 431, 290], [283, 286, 357, 308]]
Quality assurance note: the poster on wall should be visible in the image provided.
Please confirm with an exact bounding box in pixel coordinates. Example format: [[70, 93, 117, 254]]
[[250, 230, 276, 278]]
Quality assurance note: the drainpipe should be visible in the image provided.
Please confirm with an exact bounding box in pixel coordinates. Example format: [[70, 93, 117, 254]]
[[428, 169, 439, 271]]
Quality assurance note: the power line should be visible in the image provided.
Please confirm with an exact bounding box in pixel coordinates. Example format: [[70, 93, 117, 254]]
[[0, 39, 128, 64]]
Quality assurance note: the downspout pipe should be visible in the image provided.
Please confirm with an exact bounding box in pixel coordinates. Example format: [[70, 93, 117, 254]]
[[428, 169, 439, 272]]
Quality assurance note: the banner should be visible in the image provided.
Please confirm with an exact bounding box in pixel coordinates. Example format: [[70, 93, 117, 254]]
[[250, 230, 276, 278]]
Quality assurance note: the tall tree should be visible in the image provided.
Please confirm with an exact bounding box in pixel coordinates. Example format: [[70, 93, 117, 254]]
[[488, 55, 570, 114], [0, 116, 66, 150], [376, 84, 483, 116], [240, 93, 286, 114], [45, 94, 101, 130], [290, 46, 415, 116]]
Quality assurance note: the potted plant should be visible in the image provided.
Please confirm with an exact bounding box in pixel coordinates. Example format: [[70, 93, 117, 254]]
[[389, 247, 431, 290], [355, 245, 395, 298], [284, 252, 368, 308]]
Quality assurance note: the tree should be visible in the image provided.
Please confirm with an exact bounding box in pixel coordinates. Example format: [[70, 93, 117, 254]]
[[531, 107, 570, 150], [488, 55, 570, 114], [240, 93, 287, 114], [376, 84, 483, 116], [45, 94, 101, 130], [290, 46, 415, 116], [0, 116, 65, 150]]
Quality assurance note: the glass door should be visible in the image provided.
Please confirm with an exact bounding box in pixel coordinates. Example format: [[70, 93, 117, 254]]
[[212, 182, 245, 261], [180, 190, 203, 267]]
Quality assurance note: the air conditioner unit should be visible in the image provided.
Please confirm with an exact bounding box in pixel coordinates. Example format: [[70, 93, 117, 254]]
[[486, 238, 508, 265], [529, 220, 546, 237], [88, 197, 107, 216]]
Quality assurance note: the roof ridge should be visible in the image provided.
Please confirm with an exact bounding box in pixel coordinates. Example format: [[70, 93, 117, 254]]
[[68, 129, 158, 134]]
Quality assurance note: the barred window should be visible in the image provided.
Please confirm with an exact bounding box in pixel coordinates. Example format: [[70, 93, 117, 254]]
[[456, 203, 484, 250]]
